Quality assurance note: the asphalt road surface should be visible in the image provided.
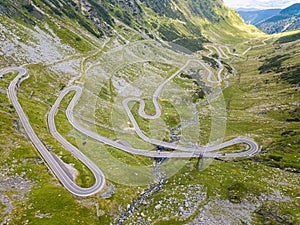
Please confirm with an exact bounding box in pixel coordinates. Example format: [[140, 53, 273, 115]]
[[1, 42, 261, 196], [1, 68, 105, 196], [62, 86, 259, 158]]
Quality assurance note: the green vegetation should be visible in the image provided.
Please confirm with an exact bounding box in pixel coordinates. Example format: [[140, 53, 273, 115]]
[[0, 72, 100, 225], [227, 181, 253, 203], [221, 60, 233, 74], [258, 51, 300, 85], [256, 3, 300, 34], [276, 31, 300, 43], [158, 24, 182, 42], [56, 111, 96, 188], [18, 184, 99, 225], [46, 19, 94, 53], [174, 38, 204, 52], [259, 54, 290, 73], [202, 56, 219, 69], [225, 31, 300, 174], [0, 0, 299, 224]]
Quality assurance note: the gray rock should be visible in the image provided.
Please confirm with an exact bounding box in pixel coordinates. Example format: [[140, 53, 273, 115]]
[[154, 204, 161, 210]]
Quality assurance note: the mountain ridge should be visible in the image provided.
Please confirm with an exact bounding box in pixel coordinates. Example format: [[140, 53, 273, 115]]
[[238, 3, 300, 34], [0, 0, 260, 53], [238, 8, 281, 25]]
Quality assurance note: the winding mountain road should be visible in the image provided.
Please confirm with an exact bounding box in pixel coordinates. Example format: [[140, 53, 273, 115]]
[[59, 85, 258, 158], [1, 68, 105, 197], [1, 40, 262, 196]]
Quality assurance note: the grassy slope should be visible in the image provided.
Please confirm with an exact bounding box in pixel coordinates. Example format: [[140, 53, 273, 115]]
[[0, 1, 299, 224], [124, 31, 300, 224], [225, 32, 300, 172], [221, 31, 300, 224]]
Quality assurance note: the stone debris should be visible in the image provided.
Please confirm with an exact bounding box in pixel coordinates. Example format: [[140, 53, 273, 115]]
[[34, 210, 52, 219], [0, 173, 35, 225], [154, 204, 161, 210], [0, 175, 34, 193], [0, 194, 12, 225], [260, 190, 292, 203], [187, 198, 260, 225], [100, 183, 116, 199], [125, 182, 206, 224], [0, 19, 75, 65]]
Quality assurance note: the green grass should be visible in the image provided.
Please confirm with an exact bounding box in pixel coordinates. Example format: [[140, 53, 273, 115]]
[[0, 74, 101, 225], [114, 31, 300, 224], [0, 201, 6, 222], [1, 7, 300, 224], [102, 145, 153, 167], [276, 31, 300, 44], [224, 35, 300, 173], [124, 157, 300, 224], [46, 18, 94, 53], [16, 184, 99, 225], [2, 64, 97, 188], [217, 143, 247, 154], [0, 62, 151, 225]]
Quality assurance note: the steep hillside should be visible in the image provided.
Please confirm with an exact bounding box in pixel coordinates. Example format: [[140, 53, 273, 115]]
[[238, 4, 300, 34], [0, 0, 260, 58], [257, 3, 300, 34], [0, 1, 299, 225], [238, 8, 281, 25]]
